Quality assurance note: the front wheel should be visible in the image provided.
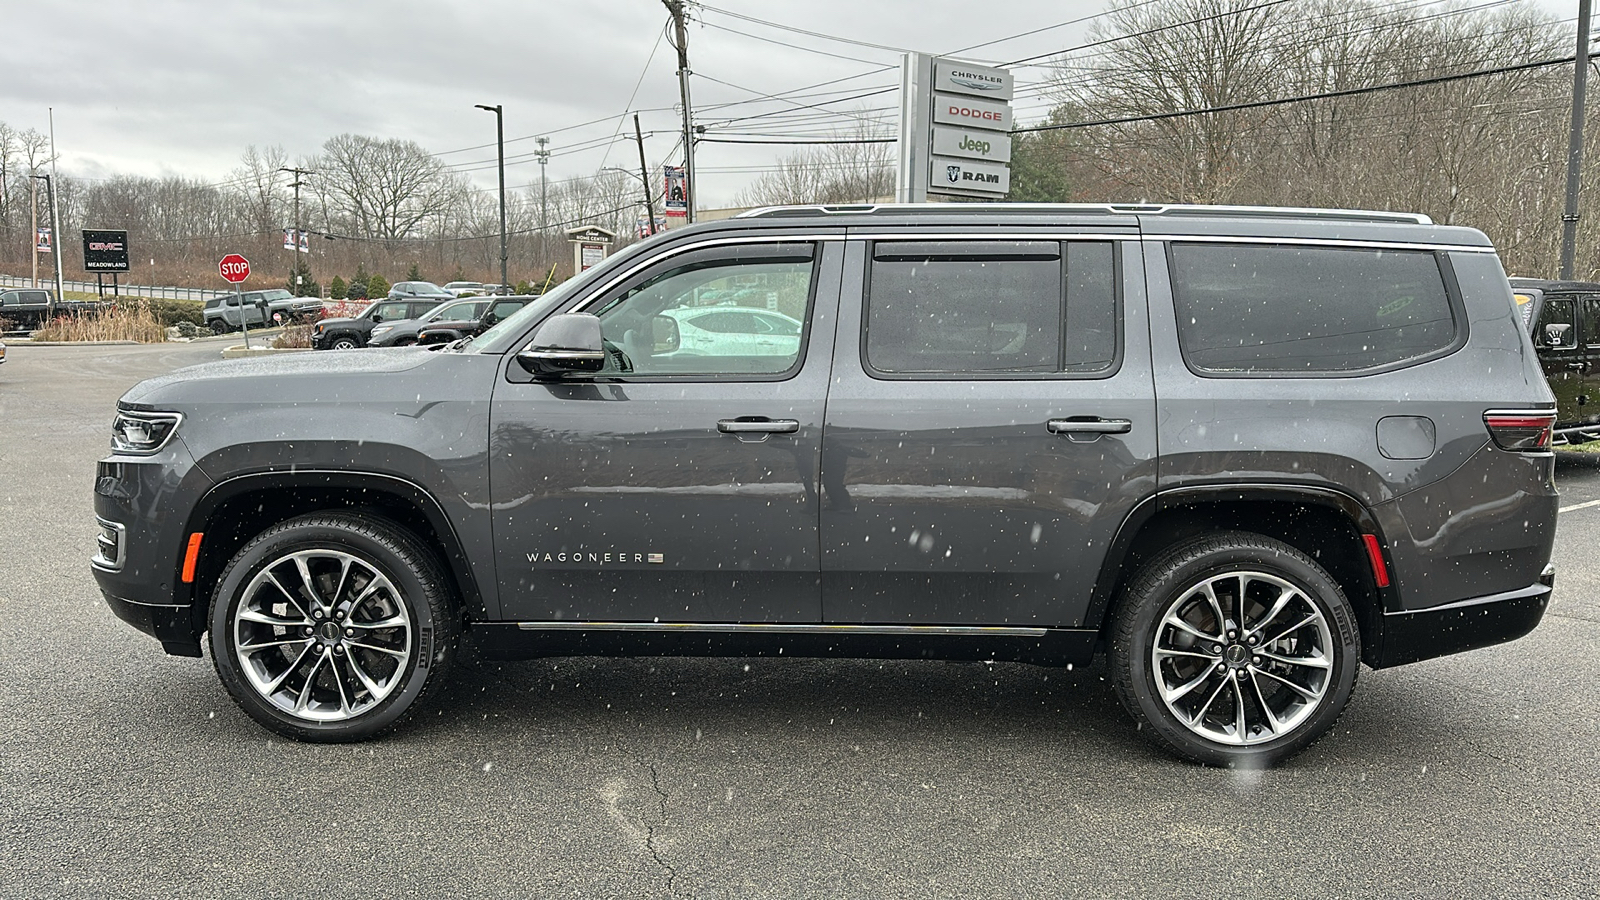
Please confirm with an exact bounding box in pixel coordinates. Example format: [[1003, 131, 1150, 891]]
[[1109, 532, 1360, 767], [330, 335, 359, 350], [209, 319, 228, 335], [209, 512, 458, 742]]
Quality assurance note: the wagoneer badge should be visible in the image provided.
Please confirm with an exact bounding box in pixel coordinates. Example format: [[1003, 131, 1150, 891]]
[[527, 550, 665, 564]]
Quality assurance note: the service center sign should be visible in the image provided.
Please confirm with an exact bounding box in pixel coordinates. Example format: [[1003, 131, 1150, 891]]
[[82, 229, 130, 272]]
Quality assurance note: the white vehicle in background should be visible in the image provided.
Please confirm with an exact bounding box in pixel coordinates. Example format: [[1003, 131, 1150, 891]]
[[663, 306, 802, 357], [443, 282, 485, 297]]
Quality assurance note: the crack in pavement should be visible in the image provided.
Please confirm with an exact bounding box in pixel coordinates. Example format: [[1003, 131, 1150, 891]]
[[643, 761, 681, 898]]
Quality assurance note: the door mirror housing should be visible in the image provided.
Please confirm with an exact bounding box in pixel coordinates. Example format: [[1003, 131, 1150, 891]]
[[517, 313, 606, 379], [652, 314, 680, 354]]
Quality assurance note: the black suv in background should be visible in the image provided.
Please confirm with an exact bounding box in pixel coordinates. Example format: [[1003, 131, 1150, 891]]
[[93, 204, 1557, 766], [1512, 277, 1600, 441], [367, 298, 491, 347], [415, 296, 533, 345], [312, 298, 447, 350]]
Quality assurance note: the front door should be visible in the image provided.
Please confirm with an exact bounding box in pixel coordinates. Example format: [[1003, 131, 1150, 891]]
[[819, 236, 1156, 628], [489, 238, 843, 623]]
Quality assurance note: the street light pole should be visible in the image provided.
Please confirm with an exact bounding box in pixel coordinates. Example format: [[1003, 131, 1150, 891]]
[[1560, 0, 1593, 281], [476, 104, 508, 291], [30, 173, 60, 315]]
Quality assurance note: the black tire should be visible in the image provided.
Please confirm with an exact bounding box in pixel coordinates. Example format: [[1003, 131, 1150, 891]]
[[209, 319, 228, 335], [209, 512, 458, 742], [1108, 531, 1360, 767], [330, 335, 359, 350]]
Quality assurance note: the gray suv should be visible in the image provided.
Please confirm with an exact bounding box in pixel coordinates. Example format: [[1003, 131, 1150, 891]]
[[203, 289, 323, 333], [92, 204, 1558, 766]]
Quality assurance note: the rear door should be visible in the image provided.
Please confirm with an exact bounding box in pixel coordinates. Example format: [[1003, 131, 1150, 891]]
[[818, 231, 1155, 628], [1533, 293, 1588, 428]]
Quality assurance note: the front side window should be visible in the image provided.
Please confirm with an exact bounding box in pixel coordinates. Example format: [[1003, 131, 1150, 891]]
[[865, 240, 1118, 377], [587, 243, 816, 378], [373, 302, 410, 321], [1169, 243, 1458, 374]]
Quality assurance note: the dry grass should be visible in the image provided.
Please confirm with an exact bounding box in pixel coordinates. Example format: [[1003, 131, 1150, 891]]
[[32, 302, 168, 343], [272, 324, 313, 349]]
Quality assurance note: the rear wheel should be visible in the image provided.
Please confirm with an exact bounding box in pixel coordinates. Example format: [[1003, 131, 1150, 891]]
[[1109, 532, 1360, 767], [209, 512, 458, 742]]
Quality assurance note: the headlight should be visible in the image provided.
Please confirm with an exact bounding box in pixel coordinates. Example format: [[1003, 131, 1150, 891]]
[[314, 323, 325, 334], [370, 325, 393, 337], [111, 410, 183, 455]]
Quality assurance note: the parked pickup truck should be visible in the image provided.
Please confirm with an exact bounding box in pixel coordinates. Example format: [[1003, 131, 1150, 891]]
[[0, 288, 111, 329]]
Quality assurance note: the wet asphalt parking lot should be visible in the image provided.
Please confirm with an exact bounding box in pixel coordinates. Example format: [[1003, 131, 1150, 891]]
[[0, 339, 1595, 898]]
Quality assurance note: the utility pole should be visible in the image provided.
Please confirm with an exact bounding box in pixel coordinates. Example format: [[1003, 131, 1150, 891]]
[[47, 108, 63, 312], [664, 0, 696, 223], [31, 173, 59, 315], [279, 166, 313, 296], [29, 174, 37, 288], [1561, 0, 1593, 281], [634, 113, 657, 235], [475, 106, 508, 291], [536, 136, 550, 234]]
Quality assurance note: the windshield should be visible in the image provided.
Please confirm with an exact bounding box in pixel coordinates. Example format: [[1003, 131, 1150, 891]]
[[261, 289, 293, 301]]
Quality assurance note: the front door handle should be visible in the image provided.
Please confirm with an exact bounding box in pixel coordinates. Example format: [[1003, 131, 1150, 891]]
[[1048, 418, 1133, 435], [718, 418, 800, 434], [1567, 362, 1587, 371]]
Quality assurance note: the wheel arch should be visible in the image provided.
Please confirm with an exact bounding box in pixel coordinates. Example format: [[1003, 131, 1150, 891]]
[[179, 471, 483, 641], [1089, 485, 1391, 667]]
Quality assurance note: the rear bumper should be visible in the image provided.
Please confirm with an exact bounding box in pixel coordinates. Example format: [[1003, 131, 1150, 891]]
[[1366, 564, 1553, 668]]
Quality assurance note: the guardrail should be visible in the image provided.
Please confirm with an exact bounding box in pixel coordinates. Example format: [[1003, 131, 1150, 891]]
[[0, 273, 230, 302]]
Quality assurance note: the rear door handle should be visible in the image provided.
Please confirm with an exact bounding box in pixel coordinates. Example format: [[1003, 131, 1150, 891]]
[[1567, 362, 1587, 371], [1048, 418, 1132, 435], [718, 418, 800, 434]]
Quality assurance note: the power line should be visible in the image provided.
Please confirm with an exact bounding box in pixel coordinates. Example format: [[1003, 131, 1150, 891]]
[[1016, 51, 1596, 134]]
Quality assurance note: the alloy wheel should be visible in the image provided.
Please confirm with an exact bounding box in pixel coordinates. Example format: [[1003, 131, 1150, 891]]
[[231, 549, 413, 723]]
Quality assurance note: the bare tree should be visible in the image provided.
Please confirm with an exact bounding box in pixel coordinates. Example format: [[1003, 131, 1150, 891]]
[[311, 134, 467, 240]]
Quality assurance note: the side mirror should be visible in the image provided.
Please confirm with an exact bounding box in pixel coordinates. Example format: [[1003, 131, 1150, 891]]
[[371, 313, 383, 324], [517, 313, 606, 379], [652, 314, 680, 353]]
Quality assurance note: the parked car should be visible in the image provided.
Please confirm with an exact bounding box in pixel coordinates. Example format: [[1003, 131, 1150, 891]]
[[0, 338, 6, 363], [415, 296, 532, 345], [663, 306, 802, 357], [93, 204, 1557, 767], [387, 281, 455, 302], [311, 298, 448, 350], [442, 282, 486, 297], [367, 298, 491, 347], [1511, 277, 1600, 442], [0, 288, 111, 329], [203, 290, 323, 334]]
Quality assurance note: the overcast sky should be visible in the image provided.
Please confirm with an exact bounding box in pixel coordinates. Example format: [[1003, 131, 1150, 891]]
[[0, 0, 1581, 209], [0, 0, 1118, 208]]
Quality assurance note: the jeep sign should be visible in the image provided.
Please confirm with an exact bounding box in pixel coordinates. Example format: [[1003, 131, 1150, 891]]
[[933, 126, 1012, 163]]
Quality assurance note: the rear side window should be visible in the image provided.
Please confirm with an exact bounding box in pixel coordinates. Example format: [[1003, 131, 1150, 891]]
[[865, 240, 1118, 377], [1169, 243, 1458, 374], [1536, 298, 1577, 349]]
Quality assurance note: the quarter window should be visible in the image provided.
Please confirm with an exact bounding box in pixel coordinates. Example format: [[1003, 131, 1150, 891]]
[[1169, 243, 1458, 374], [1536, 298, 1577, 349], [865, 240, 1118, 377]]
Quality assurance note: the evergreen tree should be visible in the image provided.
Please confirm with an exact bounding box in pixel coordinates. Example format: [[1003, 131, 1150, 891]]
[[406, 262, 423, 282], [286, 259, 319, 297], [368, 274, 390, 298], [329, 275, 347, 300]]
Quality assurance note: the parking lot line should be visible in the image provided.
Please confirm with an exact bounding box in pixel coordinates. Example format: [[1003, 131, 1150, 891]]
[[1558, 498, 1600, 514]]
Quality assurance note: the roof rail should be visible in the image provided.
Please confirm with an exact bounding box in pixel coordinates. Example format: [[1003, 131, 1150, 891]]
[[734, 203, 1433, 225]]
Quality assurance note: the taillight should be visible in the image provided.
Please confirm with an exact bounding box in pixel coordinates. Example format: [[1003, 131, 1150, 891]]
[[1483, 410, 1555, 451]]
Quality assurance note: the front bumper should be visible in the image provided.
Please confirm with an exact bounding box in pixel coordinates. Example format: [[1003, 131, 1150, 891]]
[[102, 591, 202, 657], [1366, 564, 1554, 668]]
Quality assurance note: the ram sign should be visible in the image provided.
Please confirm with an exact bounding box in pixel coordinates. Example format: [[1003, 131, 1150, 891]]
[[82, 230, 130, 272]]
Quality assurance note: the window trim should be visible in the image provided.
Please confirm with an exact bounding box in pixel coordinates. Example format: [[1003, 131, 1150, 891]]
[[562, 240, 825, 384], [860, 238, 1124, 382], [1165, 241, 1470, 379]]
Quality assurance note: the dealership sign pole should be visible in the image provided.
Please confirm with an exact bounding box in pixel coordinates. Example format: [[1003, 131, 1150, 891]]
[[897, 54, 1014, 202], [219, 253, 251, 349]]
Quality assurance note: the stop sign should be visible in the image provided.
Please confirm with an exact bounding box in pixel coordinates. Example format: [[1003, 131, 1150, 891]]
[[219, 253, 251, 283]]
